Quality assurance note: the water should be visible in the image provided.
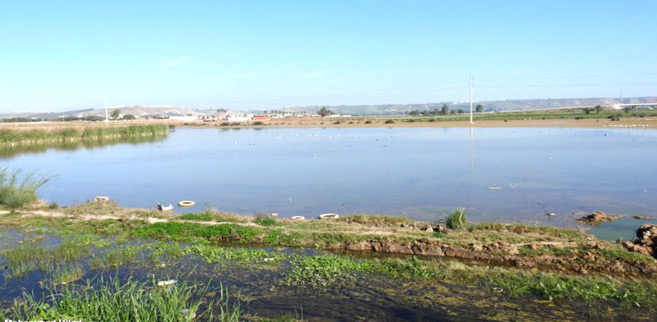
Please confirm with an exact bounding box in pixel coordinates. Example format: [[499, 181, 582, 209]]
[[3, 127, 656, 239], [0, 230, 643, 321]]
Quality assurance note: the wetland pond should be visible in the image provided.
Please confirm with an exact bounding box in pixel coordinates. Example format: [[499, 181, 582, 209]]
[[3, 127, 657, 240], [0, 229, 649, 321]]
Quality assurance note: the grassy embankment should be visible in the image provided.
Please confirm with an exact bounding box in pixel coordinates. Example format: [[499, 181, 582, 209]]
[[2, 201, 657, 312], [0, 124, 169, 147], [371, 107, 657, 124]]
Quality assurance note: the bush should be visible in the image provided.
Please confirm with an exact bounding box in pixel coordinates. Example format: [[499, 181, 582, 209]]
[[385, 120, 394, 124], [0, 169, 50, 208], [446, 208, 467, 230]]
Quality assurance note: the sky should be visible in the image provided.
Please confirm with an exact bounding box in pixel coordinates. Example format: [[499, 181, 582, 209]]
[[0, 0, 656, 112]]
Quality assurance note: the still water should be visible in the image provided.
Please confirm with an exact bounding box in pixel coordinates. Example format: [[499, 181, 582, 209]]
[[3, 127, 656, 239]]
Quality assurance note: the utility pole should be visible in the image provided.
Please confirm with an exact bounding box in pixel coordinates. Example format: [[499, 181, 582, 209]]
[[469, 75, 474, 124], [104, 99, 109, 125]]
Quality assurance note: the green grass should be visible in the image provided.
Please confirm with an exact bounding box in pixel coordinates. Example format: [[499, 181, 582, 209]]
[[133, 221, 263, 243], [178, 211, 247, 223], [0, 124, 168, 147], [282, 254, 657, 307], [187, 244, 285, 264], [254, 215, 281, 227], [445, 208, 467, 230], [4, 277, 239, 322], [338, 214, 414, 227], [0, 168, 50, 208], [52, 263, 85, 284]]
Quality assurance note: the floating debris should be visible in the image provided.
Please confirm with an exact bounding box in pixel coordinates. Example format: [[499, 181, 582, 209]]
[[157, 279, 177, 288], [546, 212, 556, 217], [492, 287, 504, 293], [94, 196, 110, 203], [319, 213, 340, 220], [291, 215, 305, 220], [178, 200, 196, 207], [488, 187, 503, 191], [157, 203, 173, 211]]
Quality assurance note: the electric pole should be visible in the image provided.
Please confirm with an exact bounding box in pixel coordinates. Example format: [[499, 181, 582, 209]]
[[469, 75, 474, 125], [105, 99, 109, 125]]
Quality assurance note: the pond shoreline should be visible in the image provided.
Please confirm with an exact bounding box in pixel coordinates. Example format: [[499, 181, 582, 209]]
[[2, 202, 655, 278], [2, 202, 657, 320]]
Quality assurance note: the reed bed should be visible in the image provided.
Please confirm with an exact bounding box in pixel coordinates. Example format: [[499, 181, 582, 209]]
[[4, 277, 240, 322], [0, 168, 50, 208], [0, 124, 168, 146]]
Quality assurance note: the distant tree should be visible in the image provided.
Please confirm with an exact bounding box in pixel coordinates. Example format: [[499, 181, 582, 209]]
[[111, 109, 121, 120], [583, 107, 593, 114], [594, 105, 604, 114], [441, 104, 450, 115], [622, 107, 632, 113], [475, 104, 484, 113], [457, 109, 464, 114], [318, 107, 334, 117], [409, 110, 419, 116], [122, 114, 136, 120], [216, 108, 227, 113]]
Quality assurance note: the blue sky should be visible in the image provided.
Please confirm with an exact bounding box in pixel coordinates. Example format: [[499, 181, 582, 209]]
[[0, 0, 655, 112]]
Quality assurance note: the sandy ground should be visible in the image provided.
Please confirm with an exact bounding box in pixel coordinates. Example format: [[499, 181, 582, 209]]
[[1, 116, 656, 130]]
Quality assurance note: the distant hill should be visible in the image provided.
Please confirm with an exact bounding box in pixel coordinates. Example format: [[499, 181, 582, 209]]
[[2, 97, 656, 120], [272, 97, 657, 115]]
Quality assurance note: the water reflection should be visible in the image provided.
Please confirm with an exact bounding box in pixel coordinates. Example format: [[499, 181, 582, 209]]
[[0, 135, 167, 159]]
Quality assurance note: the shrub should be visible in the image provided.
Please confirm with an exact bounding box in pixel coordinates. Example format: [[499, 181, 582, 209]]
[[446, 208, 467, 230], [385, 120, 394, 124], [0, 168, 50, 208]]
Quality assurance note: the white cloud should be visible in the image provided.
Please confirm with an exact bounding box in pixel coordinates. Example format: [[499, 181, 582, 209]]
[[164, 57, 190, 67], [302, 69, 329, 79]]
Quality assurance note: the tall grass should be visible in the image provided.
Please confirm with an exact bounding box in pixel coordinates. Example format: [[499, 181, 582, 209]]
[[445, 208, 467, 230], [0, 168, 50, 208], [0, 124, 168, 146], [5, 277, 240, 322]]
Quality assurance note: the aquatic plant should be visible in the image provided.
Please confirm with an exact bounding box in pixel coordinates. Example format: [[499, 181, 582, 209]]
[[254, 214, 281, 227], [445, 208, 467, 230], [179, 210, 247, 223], [0, 124, 168, 147], [5, 277, 239, 322], [187, 244, 285, 264], [0, 168, 50, 208], [52, 263, 85, 284]]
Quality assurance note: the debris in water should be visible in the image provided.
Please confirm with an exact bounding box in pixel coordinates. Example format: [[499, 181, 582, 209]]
[[157, 279, 177, 288]]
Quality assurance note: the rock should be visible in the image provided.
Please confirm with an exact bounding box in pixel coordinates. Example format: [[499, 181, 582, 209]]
[[577, 211, 622, 225], [483, 241, 519, 256], [423, 226, 434, 233], [470, 243, 484, 252], [433, 225, 447, 234], [633, 216, 653, 220], [621, 224, 657, 258]]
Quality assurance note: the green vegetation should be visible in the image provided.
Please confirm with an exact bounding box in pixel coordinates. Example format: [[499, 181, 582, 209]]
[[0, 124, 168, 147], [52, 263, 85, 284], [4, 277, 239, 322], [338, 214, 414, 227], [317, 107, 334, 117], [284, 254, 657, 307], [0, 168, 50, 208], [179, 210, 246, 223], [378, 106, 657, 123], [254, 214, 281, 226], [132, 221, 263, 243], [445, 208, 467, 230]]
